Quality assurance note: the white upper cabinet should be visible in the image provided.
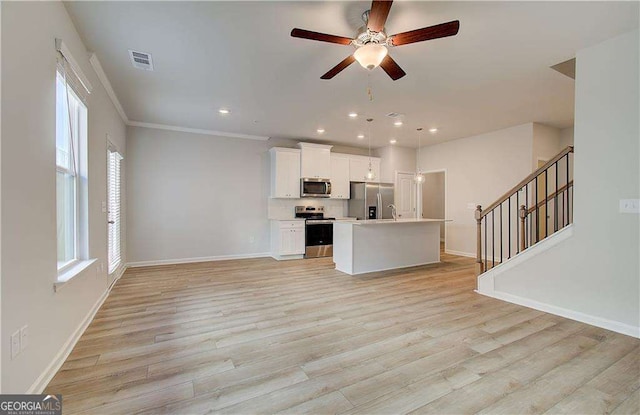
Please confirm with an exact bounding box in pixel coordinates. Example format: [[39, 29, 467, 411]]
[[270, 148, 301, 198], [298, 143, 332, 179], [330, 155, 350, 199], [349, 155, 381, 183]]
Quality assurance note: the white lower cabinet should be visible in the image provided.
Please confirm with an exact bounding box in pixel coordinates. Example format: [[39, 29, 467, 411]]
[[271, 220, 305, 260]]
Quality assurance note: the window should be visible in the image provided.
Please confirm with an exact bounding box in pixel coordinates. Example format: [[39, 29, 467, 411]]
[[56, 68, 87, 271], [108, 148, 123, 273]]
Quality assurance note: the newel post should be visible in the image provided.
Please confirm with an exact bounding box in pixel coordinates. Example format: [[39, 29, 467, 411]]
[[519, 205, 527, 251], [475, 205, 484, 275]]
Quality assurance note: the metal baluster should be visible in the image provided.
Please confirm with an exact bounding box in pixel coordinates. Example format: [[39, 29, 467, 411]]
[[516, 190, 520, 254], [508, 196, 511, 259], [492, 210, 495, 268], [566, 153, 570, 225], [555, 161, 559, 232], [545, 170, 548, 239], [523, 182, 533, 246], [484, 218, 487, 270], [500, 203, 503, 264], [535, 176, 540, 242]]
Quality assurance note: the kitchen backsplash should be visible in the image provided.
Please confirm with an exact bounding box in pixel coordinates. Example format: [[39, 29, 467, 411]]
[[268, 198, 349, 220]]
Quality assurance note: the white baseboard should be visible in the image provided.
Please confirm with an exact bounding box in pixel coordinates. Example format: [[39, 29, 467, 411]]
[[476, 225, 639, 338], [445, 249, 476, 258], [476, 289, 640, 339], [127, 252, 270, 268], [108, 264, 127, 289], [27, 272, 123, 394]]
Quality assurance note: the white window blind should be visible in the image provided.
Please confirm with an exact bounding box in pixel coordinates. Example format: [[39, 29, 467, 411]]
[[108, 149, 123, 274]]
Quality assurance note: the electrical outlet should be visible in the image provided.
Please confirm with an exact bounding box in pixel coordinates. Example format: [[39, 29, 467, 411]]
[[249, 236, 255, 244], [620, 199, 640, 214], [101, 201, 107, 213], [11, 330, 20, 359], [20, 326, 29, 351]]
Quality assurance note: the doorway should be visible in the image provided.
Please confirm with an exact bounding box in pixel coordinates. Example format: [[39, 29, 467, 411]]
[[395, 172, 417, 219], [421, 171, 446, 245]]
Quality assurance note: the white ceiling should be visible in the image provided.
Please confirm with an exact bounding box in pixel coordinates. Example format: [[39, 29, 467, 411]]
[[65, 1, 639, 148]]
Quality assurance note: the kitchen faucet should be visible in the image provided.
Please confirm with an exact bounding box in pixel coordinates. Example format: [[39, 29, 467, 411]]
[[388, 204, 397, 221]]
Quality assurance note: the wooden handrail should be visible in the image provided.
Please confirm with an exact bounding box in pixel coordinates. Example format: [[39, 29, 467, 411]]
[[479, 146, 574, 219], [526, 181, 574, 214]]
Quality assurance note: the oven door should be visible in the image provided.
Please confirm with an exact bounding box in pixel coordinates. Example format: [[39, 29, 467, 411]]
[[301, 179, 331, 198], [305, 221, 333, 258]]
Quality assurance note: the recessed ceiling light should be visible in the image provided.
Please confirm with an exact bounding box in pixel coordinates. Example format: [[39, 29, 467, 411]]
[[357, 134, 365, 139], [218, 108, 230, 114], [389, 139, 397, 144], [317, 128, 325, 134], [349, 112, 358, 118], [394, 121, 403, 126], [429, 128, 438, 133]]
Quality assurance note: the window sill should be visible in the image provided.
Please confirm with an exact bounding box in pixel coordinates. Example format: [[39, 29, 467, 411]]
[[54, 258, 97, 292]]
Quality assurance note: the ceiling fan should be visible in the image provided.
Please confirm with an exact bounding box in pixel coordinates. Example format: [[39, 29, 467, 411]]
[[291, 0, 459, 81]]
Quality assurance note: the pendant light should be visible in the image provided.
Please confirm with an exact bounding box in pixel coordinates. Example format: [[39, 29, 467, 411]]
[[414, 128, 425, 184], [365, 118, 375, 180], [365, 74, 376, 181]]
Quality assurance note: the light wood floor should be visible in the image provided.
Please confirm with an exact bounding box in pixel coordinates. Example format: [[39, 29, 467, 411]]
[[46, 252, 639, 414]]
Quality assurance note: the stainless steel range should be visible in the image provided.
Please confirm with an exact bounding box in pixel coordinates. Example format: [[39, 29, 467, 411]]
[[295, 206, 334, 258]]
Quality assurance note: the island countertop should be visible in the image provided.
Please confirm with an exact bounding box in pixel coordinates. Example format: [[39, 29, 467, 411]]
[[335, 218, 449, 225]]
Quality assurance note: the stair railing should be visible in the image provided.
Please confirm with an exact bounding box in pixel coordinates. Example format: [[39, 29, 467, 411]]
[[475, 146, 574, 275]]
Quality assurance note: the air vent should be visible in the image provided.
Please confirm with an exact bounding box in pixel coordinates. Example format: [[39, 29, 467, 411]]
[[128, 50, 154, 71]]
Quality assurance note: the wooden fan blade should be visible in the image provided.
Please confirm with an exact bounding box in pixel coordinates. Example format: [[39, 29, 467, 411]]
[[291, 28, 353, 45], [389, 20, 460, 46], [367, 0, 393, 32], [321, 55, 356, 79], [379, 55, 406, 80]]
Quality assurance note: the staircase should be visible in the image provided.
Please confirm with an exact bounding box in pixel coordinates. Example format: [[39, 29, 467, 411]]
[[474, 146, 574, 275]]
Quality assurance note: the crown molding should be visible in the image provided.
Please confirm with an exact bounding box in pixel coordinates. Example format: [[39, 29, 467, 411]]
[[127, 121, 270, 141], [89, 53, 129, 123]]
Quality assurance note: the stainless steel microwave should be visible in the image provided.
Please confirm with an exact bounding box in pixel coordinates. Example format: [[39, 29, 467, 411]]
[[301, 178, 331, 198]]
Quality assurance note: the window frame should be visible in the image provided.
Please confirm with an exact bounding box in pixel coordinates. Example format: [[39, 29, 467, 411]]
[[56, 70, 88, 275]]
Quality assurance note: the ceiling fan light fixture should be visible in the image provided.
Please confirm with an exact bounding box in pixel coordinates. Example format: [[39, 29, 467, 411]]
[[354, 43, 388, 70]]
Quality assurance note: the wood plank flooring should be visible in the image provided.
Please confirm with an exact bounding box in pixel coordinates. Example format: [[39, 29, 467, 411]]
[[45, 252, 640, 414]]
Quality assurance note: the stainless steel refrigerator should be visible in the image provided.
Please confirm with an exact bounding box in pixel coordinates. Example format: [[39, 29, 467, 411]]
[[348, 182, 395, 220]]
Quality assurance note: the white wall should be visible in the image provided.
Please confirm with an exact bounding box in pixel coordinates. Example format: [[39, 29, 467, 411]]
[[484, 30, 639, 335], [418, 123, 534, 256], [126, 128, 366, 265], [377, 145, 417, 183], [532, 123, 563, 168], [421, 172, 445, 240], [1, 1, 126, 393], [560, 126, 574, 148], [127, 127, 272, 264]]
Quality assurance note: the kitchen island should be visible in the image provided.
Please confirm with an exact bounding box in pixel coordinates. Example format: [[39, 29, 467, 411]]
[[333, 219, 447, 275]]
